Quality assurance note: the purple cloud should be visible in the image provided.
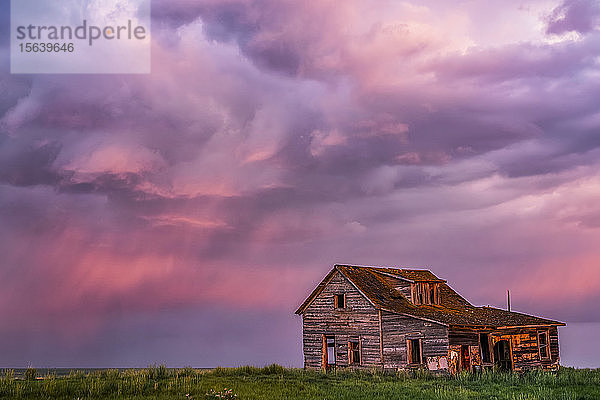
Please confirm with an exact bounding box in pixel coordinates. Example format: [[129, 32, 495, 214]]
[[546, 0, 600, 35]]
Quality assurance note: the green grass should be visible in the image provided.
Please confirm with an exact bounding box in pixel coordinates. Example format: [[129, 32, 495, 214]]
[[0, 365, 598, 399]]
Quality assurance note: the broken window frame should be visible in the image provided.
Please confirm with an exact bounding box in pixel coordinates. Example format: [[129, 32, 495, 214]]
[[323, 335, 336, 367], [407, 338, 423, 365], [538, 331, 550, 360], [348, 338, 361, 365], [334, 293, 346, 309]]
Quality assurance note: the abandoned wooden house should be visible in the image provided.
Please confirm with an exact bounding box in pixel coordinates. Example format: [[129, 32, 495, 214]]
[[295, 265, 564, 373]]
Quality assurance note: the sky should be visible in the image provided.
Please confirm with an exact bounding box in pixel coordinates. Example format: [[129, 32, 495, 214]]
[[1, 0, 600, 368]]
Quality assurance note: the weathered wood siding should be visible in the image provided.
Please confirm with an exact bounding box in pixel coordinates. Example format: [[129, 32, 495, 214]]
[[492, 327, 560, 371], [301, 271, 381, 369], [448, 326, 560, 371], [448, 327, 479, 346], [381, 311, 448, 370], [549, 326, 560, 364]]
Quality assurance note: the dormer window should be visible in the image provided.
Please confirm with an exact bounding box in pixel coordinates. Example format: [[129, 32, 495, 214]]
[[411, 282, 440, 305], [334, 293, 345, 308]]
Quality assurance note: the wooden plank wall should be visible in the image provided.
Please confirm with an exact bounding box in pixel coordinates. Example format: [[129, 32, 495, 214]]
[[301, 271, 381, 369], [448, 327, 479, 346], [549, 326, 560, 363], [492, 327, 560, 371], [380, 311, 448, 370]]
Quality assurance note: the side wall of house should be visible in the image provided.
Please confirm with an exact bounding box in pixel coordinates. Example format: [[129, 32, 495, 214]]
[[549, 326, 560, 364], [381, 311, 449, 371], [301, 271, 382, 369], [493, 327, 560, 371]]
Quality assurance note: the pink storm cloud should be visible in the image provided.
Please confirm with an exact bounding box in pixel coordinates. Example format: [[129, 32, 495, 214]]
[[0, 0, 599, 367]]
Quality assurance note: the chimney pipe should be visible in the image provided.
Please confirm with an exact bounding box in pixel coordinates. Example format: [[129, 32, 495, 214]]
[[507, 289, 511, 312]]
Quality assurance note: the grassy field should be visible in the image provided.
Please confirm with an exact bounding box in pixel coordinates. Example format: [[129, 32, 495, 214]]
[[1, 365, 599, 400]]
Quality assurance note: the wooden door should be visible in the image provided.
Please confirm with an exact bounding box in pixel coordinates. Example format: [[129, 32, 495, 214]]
[[460, 345, 470, 372]]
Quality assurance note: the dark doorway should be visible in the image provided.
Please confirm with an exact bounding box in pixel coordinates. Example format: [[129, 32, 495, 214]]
[[460, 345, 470, 372], [493, 340, 512, 371], [479, 333, 491, 364]]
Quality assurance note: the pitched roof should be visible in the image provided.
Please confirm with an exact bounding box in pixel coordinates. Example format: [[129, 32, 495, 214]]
[[295, 264, 565, 328]]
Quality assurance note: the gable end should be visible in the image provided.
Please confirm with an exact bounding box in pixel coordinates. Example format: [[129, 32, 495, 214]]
[[295, 266, 378, 314]]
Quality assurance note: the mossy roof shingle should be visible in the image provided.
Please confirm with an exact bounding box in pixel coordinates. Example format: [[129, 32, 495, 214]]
[[296, 264, 565, 328]]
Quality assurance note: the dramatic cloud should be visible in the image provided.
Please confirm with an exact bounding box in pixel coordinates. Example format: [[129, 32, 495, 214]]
[[0, 0, 599, 367]]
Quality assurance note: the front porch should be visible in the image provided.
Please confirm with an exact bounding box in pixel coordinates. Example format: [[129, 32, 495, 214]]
[[447, 325, 560, 374]]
